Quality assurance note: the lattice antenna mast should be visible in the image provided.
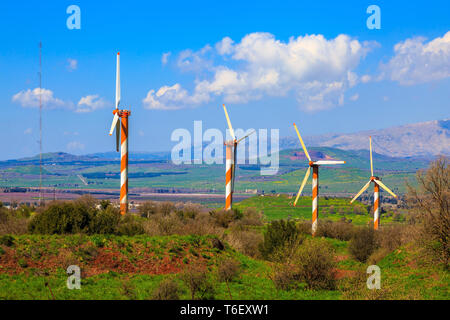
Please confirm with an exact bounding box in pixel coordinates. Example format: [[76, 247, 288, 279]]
[[39, 42, 43, 206]]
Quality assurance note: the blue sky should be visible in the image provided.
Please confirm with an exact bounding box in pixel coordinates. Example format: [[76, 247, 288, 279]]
[[1, 0, 449, 160]]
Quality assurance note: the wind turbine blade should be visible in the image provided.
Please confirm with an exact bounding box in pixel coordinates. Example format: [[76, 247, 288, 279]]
[[294, 167, 311, 206], [369, 136, 374, 177], [237, 129, 256, 144], [314, 160, 345, 165], [115, 52, 121, 109], [109, 113, 120, 135], [222, 104, 235, 140], [375, 179, 397, 198], [293, 123, 311, 161], [350, 180, 372, 203]]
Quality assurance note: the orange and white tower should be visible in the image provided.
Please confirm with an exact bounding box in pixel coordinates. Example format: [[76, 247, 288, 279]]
[[292, 123, 345, 236], [373, 182, 380, 230], [222, 104, 255, 211], [225, 141, 234, 210], [350, 136, 397, 230], [109, 52, 131, 215]]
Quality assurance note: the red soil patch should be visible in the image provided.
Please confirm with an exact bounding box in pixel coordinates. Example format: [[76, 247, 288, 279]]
[[0, 243, 210, 277], [334, 268, 357, 280]]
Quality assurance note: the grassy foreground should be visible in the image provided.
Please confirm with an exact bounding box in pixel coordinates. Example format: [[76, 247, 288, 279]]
[[0, 233, 447, 300]]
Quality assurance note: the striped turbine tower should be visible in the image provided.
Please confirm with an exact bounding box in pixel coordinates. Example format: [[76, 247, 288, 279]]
[[109, 52, 131, 215], [222, 104, 255, 211], [225, 141, 234, 210], [350, 136, 397, 230], [292, 123, 345, 236]]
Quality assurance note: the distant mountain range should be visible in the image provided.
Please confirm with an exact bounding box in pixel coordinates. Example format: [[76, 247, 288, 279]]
[[281, 119, 450, 158]]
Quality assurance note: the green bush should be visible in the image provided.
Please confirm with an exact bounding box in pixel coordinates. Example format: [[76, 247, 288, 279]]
[[349, 227, 377, 262], [90, 206, 121, 234], [116, 216, 145, 236], [28, 202, 94, 234], [151, 278, 181, 300], [260, 220, 301, 261], [0, 235, 15, 247], [181, 264, 215, 300], [296, 238, 336, 290]]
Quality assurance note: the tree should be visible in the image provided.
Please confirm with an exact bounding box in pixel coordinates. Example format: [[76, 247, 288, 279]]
[[407, 157, 449, 267]]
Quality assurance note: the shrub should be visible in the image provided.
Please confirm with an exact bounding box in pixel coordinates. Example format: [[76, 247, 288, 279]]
[[28, 201, 94, 234], [271, 264, 299, 291], [0, 235, 15, 247], [316, 219, 355, 241], [260, 220, 300, 261], [217, 259, 240, 283], [376, 225, 404, 251], [210, 209, 242, 228], [0, 211, 28, 236], [89, 206, 121, 234], [297, 221, 311, 235], [407, 156, 449, 267], [348, 227, 377, 262], [181, 264, 215, 300], [295, 238, 336, 290], [226, 229, 263, 258], [139, 201, 158, 218], [151, 278, 181, 300], [116, 216, 145, 236], [158, 202, 176, 216]]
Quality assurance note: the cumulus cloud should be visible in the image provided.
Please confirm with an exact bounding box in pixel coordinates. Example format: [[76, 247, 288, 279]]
[[176, 45, 214, 72], [12, 88, 70, 109], [382, 31, 450, 85], [144, 32, 373, 111], [24, 128, 32, 135], [67, 58, 78, 71], [143, 83, 209, 110], [76, 94, 108, 113]]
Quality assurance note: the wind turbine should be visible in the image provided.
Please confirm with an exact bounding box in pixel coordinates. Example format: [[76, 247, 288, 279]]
[[292, 123, 345, 236], [109, 52, 131, 215], [222, 104, 255, 210], [350, 136, 397, 230]]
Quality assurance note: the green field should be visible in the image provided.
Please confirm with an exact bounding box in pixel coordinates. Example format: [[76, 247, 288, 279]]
[[235, 194, 398, 225], [0, 148, 428, 195]]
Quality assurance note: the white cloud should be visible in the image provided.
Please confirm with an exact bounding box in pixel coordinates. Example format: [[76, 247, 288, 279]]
[[349, 93, 359, 101], [24, 128, 32, 135], [161, 52, 171, 65], [215, 37, 234, 55], [12, 88, 70, 109], [76, 94, 108, 113], [67, 58, 78, 71], [382, 31, 450, 85], [145, 32, 373, 111], [176, 45, 213, 72], [67, 141, 85, 151], [143, 83, 209, 110]]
